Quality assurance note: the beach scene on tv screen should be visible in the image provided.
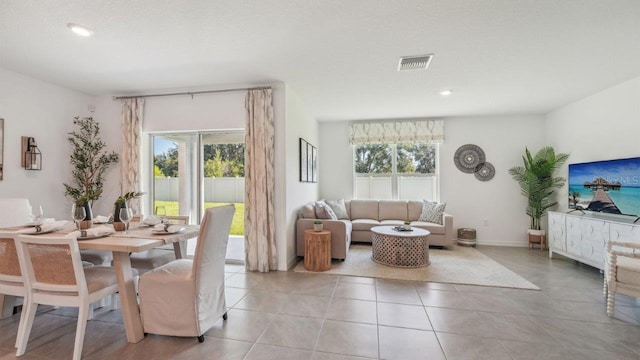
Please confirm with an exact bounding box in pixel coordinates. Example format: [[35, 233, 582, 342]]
[[568, 157, 640, 216]]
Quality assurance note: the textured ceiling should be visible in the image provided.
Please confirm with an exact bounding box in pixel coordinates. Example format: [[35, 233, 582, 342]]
[[1, 0, 639, 121]]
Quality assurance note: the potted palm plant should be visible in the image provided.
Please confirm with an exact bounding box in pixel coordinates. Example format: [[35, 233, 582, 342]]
[[509, 147, 569, 245], [64, 117, 119, 229]]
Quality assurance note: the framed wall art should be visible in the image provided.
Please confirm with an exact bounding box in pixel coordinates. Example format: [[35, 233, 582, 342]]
[[299, 138, 317, 183]]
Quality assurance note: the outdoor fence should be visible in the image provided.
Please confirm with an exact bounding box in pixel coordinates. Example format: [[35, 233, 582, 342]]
[[155, 177, 245, 203], [354, 176, 437, 201], [156, 175, 434, 203]]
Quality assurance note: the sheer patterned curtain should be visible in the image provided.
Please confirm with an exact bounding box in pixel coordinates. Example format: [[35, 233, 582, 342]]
[[244, 89, 277, 272], [121, 98, 144, 214]]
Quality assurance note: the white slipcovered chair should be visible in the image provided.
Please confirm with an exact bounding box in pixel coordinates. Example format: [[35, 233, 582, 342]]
[[14, 234, 120, 360], [0, 198, 32, 228], [138, 205, 234, 342], [604, 240, 640, 317]]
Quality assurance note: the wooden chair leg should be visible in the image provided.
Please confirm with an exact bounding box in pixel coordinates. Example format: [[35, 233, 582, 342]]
[[606, 287, 615, 317], [73, 303, 90, 360], [15, 301, 37, 356]]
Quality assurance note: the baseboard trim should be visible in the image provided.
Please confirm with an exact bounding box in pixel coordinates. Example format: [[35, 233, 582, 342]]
[[475, 240, 528, 247], [285, 256, 300, 271]]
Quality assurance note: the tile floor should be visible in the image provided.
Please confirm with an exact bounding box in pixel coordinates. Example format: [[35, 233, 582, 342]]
[[0, 246, 639, 360]]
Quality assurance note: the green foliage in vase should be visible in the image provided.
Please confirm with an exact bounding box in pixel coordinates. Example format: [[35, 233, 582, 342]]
[[63, 116, 119, 205], [115, 191, 146, 206]]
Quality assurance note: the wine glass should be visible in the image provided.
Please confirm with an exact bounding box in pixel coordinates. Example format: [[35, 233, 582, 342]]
[[119, 208, 133, 234], [155, 206, 167, 223], [30, 205, 44, 225], [72, 204, 86, 230]]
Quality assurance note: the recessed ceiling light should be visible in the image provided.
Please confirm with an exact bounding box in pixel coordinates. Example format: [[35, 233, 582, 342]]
[[67, 23, 94, 37], [439, 89, 453, 96]]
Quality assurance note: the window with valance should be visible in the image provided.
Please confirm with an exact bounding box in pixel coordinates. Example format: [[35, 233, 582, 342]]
[[349, 120, 444, 201]]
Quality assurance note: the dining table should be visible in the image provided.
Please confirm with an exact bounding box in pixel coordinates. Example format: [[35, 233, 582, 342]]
[[0, 222, 200, 343]]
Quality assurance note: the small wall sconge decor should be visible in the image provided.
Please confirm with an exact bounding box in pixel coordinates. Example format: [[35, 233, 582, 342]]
[[21, 136, 42, 170]]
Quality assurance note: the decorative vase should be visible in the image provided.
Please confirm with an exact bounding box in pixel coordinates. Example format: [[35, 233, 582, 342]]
[[113, 203, 126, 231], [403, 223, 412, 230], [79, 202, 93, 230], [313, 223, 323, 231]]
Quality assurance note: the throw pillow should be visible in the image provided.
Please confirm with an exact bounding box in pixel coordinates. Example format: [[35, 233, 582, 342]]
[[418, 200, 446, 225], [326, 199, 348, 220], [299, 202, 316, 219], [315, 202, 338, 220]]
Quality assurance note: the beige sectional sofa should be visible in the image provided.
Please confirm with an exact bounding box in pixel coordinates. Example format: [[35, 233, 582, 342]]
[[296, 199, 454, 260]]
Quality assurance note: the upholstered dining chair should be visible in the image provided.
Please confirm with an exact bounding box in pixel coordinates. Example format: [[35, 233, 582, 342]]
[[14, 234, 120, 360], [138, 205, 234, 342], [604, 239, 640, 317], [0, 232, 28, 348], [130, 215, 190, 274]]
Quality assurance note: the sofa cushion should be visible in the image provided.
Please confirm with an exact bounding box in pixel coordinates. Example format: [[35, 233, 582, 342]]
[[326, 199, 349, 220], [351, 219, 380, 231], [299, 202, 316, 219], [412, 221, 445, 235], [350, 200, 379, 220], [316, 202, 338, 220], [407, 201, 423, 221], [380, 220, 404, 226], [379, 200, 408, 221], [418, 200, 446, 225]]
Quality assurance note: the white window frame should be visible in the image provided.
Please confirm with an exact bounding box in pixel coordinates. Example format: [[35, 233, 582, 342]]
[[352, 143, 440, 201]]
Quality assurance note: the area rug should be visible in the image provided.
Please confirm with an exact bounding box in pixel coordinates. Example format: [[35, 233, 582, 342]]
[[294, 244, 539, 290]]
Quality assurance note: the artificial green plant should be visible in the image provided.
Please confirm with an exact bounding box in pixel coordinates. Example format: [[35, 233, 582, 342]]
[[508, 146, 569, 230]]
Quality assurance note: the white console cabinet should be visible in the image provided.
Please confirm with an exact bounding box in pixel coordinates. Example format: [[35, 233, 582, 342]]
[[548, 212, 640, 270]]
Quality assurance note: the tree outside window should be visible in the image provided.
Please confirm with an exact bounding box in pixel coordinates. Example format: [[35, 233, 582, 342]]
[[354, 143, 438, 200]]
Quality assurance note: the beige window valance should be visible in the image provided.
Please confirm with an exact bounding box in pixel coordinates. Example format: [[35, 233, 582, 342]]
[[349, 119, 444, 145]]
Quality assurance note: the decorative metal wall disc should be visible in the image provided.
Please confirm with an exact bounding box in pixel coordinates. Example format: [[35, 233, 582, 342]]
[[454, 144, 486, 173], [474, 162, 495, 181]]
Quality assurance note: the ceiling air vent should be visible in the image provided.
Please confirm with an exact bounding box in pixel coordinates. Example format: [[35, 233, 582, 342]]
[[397, 54, 433, 71]]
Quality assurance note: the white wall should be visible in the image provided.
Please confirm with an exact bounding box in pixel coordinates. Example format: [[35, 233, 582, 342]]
[[0, 68, 117, 220], [440, 115, 546, 246], [545, 76, 640, 213], [284, 86, 318, 269], [319, 115, 546, 246]]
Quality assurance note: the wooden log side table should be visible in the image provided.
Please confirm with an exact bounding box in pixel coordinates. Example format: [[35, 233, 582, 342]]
[[304, 229, 332, 271], [370, 226, 431, 268]]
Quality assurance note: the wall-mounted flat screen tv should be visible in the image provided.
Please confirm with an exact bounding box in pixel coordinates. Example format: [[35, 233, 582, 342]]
[[568, 157, 640, 216]]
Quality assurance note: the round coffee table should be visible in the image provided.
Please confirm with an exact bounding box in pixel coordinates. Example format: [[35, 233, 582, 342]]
[[370, 226, 431, 268]]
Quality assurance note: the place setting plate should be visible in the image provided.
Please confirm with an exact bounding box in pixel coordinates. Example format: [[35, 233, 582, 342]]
[[77, 233, 113, 240], [151, 227, 186, 235], [22, 227, 62, 235]]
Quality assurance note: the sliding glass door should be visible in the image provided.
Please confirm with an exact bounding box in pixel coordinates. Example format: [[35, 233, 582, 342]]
[[151, 130, 245, 262]]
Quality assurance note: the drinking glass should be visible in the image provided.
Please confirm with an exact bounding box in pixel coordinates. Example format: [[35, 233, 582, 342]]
[[72, 204, 86, 230], [119, 208, 133, 234], [31, 205, 44, 225], [155, 206, 167, 223]]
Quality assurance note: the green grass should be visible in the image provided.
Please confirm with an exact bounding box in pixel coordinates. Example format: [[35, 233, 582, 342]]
[[153, 201, 245, 235]]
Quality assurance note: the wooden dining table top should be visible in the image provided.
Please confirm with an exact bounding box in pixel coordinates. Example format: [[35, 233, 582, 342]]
[[1, 222, 200, 253], [73, 224, 200, 252]]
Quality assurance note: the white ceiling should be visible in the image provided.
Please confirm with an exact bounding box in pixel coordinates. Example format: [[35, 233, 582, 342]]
[[1, 0, 639, 121]]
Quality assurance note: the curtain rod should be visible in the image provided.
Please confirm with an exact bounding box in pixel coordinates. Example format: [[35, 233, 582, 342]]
[[112, 86, 272, 100]]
